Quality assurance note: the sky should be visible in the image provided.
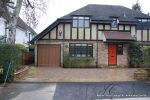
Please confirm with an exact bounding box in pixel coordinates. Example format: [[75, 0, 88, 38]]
[[32, 0, 150, 33]]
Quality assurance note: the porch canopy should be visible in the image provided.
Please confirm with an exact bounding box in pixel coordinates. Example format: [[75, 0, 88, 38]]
[[103, 31, 135, 42]]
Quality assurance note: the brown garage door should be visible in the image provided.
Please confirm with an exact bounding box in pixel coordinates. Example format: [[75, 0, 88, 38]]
[[37, 44, 61, 67]]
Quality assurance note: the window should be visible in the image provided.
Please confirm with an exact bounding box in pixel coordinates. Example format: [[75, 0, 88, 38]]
[[117, 44, 123, 55], [138, 18, 150, 22], [69, 43, 93, 57], [73, 17, 78, 27], [78, 17, 84, 27], [73, 16, 90, 28], [111, 18, 119, 28]]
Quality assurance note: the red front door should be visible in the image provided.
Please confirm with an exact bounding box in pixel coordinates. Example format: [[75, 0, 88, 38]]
[[108, 44, 117, 65]]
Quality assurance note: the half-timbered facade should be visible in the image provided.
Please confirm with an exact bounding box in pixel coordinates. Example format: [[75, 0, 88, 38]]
[[31, 4, 150, 67]]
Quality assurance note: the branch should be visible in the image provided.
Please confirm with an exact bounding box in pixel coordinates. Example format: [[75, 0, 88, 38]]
[[6, 4, 15, 9], [3, 5, 11, 21], [26, 0, 34, 8], [7, 1, 15, 4]]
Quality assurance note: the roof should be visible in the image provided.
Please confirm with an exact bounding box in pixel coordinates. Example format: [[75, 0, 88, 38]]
[[104, 31, 135, 42], [30, 4, 150, 43], [137, 22, 150, 30], [61, 4, 150, 22], [17, 18, 36, 35]]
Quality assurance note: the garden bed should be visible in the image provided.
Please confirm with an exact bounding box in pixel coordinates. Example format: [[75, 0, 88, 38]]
[[14, 66, 29, 80], [134, 68, 150, 80]]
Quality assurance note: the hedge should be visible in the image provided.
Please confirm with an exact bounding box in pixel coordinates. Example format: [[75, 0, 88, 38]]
[[0, 43, 20, 82], [128, 43, 143, 67], [143, 46, 150, 67], [63, 53, 95, 68]]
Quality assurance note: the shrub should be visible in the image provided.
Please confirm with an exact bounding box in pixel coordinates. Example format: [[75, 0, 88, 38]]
[[0, 43, 20, 82], [63, 53, 94, 68], [128, 43, 143, 67], [143, 46, 150, 67], [16, 44, 28, 52]]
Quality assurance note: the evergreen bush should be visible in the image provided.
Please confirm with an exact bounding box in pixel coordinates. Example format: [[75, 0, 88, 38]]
[[143, 46, 150, 67], [128, 43, 143, 67], [0, 43, 20, 82]]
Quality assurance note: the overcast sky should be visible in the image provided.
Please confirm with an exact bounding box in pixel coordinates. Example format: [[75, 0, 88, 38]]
[[33, 0, 150, 33]]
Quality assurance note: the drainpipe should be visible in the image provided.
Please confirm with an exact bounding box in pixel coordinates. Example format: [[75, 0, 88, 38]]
[[62, 24, 65, 67], [96, 24, 98, 68], [28, 32, 31, 51]]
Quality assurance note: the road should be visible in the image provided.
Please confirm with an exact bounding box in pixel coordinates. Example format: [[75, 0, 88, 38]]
[[0, 82, 150, 100]]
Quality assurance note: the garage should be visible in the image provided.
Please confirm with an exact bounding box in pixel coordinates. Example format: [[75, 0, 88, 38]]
[[37, 44, 61, 67]]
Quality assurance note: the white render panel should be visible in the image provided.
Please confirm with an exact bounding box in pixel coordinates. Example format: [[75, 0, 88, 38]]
[[85, 28, 90, 40], [65, 24, 71, 39], [72, 28, 77, 39], [98, 24, 103, 30], [91, 24, 97, 40], [105, 25, 110, 30], [131, 26, 136, 36], [51, 28, 56, 39], [119, 25, 123, 30], [42, 33, 49, 39], [78, 28, 84, 39], [143, 30, 147, 41], [137, 30, 141, 41], [98, 31, 103, 40], [125, 25, 130, 31], [57, 24, 63, 39]]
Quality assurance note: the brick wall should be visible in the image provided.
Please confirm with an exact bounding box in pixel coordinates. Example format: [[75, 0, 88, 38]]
[[35, 40, 129, 67]]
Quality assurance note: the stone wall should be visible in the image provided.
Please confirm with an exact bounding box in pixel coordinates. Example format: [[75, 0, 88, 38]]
[[98, 42, 108, 67], [117, 44, 129, 67]]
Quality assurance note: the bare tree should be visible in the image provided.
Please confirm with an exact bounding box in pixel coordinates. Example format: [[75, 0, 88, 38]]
[[21, 0, 47, 29], [0, 0, 47, 44]]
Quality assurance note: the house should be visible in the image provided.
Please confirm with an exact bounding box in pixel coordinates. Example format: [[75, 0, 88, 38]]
[[0, 13, 36, 46], [31, 4, 150, 67]]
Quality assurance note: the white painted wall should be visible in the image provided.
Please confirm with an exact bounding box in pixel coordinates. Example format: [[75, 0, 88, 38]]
[[0, 17, 6, 36], [0, 17, 35, 46], [15, 28, 28, 46]]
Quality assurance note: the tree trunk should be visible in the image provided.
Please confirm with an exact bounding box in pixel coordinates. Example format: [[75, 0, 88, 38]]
[[7, 0, 23, 44]]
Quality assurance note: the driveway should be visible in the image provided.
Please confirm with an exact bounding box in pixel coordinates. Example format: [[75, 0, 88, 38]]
[[15, 67, 136, 82], [0, 82, 150, 100]]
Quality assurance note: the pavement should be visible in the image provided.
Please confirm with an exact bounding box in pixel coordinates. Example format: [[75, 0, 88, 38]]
[[0, 82, 150, 100], [15, 67, 136, 82]]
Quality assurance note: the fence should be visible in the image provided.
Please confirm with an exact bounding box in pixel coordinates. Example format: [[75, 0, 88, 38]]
[[20, 51, 34, 65]]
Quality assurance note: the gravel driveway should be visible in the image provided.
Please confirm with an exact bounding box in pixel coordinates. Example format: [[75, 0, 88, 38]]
[[15, 67, 136, 82]]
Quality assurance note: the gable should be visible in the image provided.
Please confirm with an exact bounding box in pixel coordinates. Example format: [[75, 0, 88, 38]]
[[30, 4, 150, 43]]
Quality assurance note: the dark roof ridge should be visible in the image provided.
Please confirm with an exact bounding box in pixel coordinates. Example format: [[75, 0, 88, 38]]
[[86, 4, 123, 7]]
